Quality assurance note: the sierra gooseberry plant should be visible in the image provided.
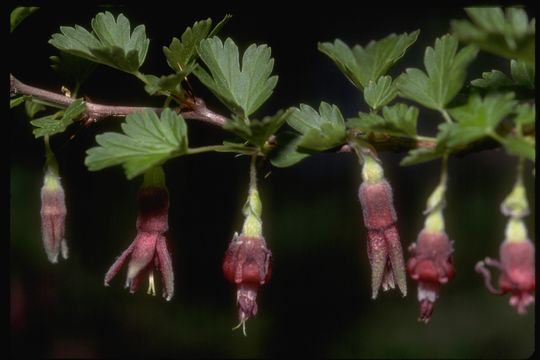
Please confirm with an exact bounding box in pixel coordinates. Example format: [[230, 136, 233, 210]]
[[10, 5, 535, 336]]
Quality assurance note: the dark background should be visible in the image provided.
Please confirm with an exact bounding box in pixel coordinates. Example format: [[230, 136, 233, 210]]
[[10, 5, 535, 358]]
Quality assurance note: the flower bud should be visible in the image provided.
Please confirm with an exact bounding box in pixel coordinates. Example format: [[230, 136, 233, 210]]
[[40, 168, 68, 263]]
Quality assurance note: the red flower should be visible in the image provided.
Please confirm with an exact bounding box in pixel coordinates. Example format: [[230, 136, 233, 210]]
[[222, 233, 272, 334], [359, 179, 407, 298], [41, 170, 68, 263], [104, 187, 174, 301], [407, 229, 455, 323], [476, 239, 535, 314]]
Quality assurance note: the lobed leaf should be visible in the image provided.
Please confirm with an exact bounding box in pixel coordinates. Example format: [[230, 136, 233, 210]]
[[510, 59, 535, 89], [318, 30, 419, 89], [194, 37, 278, 118], [49, 11, 149, 73], [363, 76, 398, 110], [396, 34, 478, 110], [347, 103, 418, 137], [85, 108, 188, 179], [451, 7, 535, 63], [446, 92, 517, 146], [30, 98, 86, 138], [163, 15, 231, 75], [287, 102, 347, 151]]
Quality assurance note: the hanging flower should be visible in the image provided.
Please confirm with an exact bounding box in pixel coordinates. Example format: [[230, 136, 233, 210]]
[[358, 155, 407, 299], [223, 157, 272, 335], [104, 167, 174, 301], [476, 220, 535, 315], [407, 228, 455, 323], [222, 233, 272, 328]]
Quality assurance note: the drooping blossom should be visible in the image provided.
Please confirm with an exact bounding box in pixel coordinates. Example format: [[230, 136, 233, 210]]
[[104, 186, 174, 301], [222, 233, 272, 332], [359, 178, 407, 298], [223, 160, 272, 335], [407, 229, 455, 323], [476, 236, 535, 314]]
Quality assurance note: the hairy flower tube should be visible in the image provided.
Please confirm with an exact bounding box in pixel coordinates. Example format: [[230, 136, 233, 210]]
[[104, 167, 174, 301], [41, 165, 68, 263], [476, 219, 535, 314], [222, 157, 272, 335], [358, 154, 406, 299]]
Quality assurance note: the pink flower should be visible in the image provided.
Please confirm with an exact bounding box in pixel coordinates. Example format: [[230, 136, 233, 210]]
[[476, 239, 535, 314], [104, 187, 174, 301], [359, 179, 407, 298], [41, 170, 68, 263], [407, 229, 455, 323], [222, 234, 272, 332]]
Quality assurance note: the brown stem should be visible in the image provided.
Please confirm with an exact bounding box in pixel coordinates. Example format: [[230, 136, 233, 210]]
[[10, 74, 532, 156], [10, 74, 227, 127]]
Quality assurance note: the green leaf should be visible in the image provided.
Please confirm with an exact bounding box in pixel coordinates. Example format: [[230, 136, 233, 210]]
[[347, 103, 418, 137], [287, 102, 347, 151], [11, 6, 39, 33], [363, 76, 398, 110], [451, 7, 535, 63], [85, 108, 188, 179], [163, 15, 230, 75], [49, 11, 150, 73], [318, 30, 419, 89], [510, 59, 535, 89], [31, 98, 86, 138], [215, 140, 256, 155], [381, 104, 418, 137], [225, 109, 292, 147], [25, 99, 46, 118], [268, 131, 312, 168], [514, 103, 535, 126], [164, 18, 212, 73], [471, 59, 534, 90], [50, 51, 97, 87], [400, 147, 446, 166], [446, 92, 517, 146], [194, 37, 278, 117], [10, 96, 27, 109], [471, 70, 513, 89], [500, 136, 535, 161], [397, 34, 478, 110], [143, 73, 185, 96]]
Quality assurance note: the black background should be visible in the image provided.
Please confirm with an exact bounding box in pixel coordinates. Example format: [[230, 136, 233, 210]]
[[10, 4, 535, 358]]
